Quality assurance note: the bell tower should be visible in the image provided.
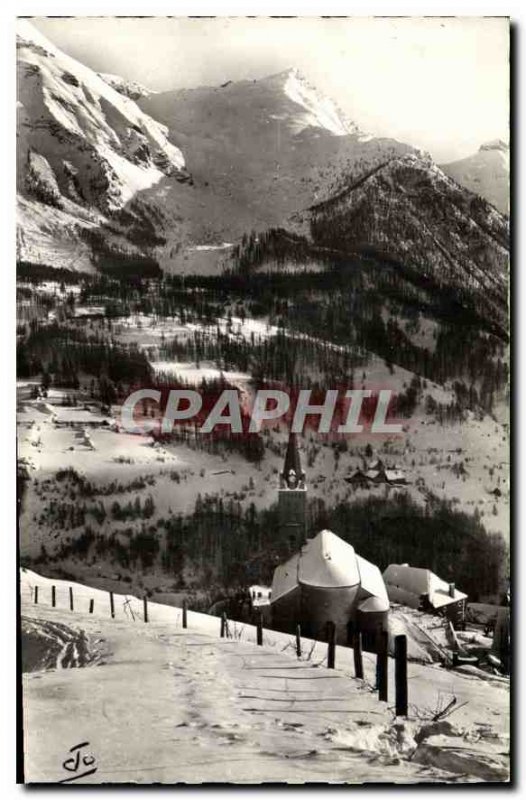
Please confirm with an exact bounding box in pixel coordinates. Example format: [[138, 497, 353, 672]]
[[278, 432, 307, 551]]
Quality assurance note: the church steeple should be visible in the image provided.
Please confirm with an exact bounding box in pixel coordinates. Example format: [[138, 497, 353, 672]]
[[279, 431, 307, 549], [280, 431, 305, 487]]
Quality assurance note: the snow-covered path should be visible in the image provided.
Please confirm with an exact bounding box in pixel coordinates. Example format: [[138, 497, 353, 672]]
[[20, 570, 509, 784], [23, 608, 455, 784]]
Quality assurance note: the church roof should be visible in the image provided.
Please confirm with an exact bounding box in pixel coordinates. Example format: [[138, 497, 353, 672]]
[[281, 432, 305, 480], [271, 529, 389, 610]]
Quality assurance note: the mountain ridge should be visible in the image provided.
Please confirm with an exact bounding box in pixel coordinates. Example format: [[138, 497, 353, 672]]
[[16, 22, 509, 282], [306, 152, 508, 326], [441, 140, 509, 215]]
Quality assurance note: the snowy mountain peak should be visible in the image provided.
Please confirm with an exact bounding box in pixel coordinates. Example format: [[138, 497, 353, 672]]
[[222, 67, 363, 138], [282, 69, 353, 136]]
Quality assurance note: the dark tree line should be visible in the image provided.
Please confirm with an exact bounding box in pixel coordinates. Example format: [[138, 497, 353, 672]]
[[31, 482, 507, 603], [17, 320, 153, 389]]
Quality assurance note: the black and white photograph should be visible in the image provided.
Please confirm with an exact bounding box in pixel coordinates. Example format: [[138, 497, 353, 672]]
[[13, 11, 511, 786]]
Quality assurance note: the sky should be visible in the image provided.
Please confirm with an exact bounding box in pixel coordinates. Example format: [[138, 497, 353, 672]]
[[30, 16, 509, 162]]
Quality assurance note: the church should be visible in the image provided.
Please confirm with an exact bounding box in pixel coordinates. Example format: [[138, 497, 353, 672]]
[[278, 431, 307, 551], [270, 432, 390, 649]]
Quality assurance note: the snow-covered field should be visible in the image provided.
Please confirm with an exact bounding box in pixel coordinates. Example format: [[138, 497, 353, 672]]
[[110, 313, 280, 349], [20, 569, 509, 784], [150, 361, 252, 389]]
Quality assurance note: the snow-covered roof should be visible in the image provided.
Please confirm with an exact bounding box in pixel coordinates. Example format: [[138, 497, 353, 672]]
[[74, 306, 106, 317], [298, 530, 360, 589], [383, 564, 467, 608], [385, 469, 406, 483], [271, 552, 300, 603], [365, 469, 382, 480], [356, 554, 389, 606], [272, 529, 389, 611], [249, 585, 271, 594], [358, 595, 389, 613], [52, 407, 109, 424]]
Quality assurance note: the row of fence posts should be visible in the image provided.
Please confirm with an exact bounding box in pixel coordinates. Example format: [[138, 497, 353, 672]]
[[35, 585, 176, 623], [35, 584, 408, 716]]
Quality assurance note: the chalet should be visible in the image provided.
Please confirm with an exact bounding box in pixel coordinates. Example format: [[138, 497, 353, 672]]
[[365, 467, 386, 484], [384, 469, 408, 485], [383, 563, 467, 626], [344, 469, 369, 488], [345, 462, 408, 487], [249, 585, 272, 608], [364, 458, 387, 483]]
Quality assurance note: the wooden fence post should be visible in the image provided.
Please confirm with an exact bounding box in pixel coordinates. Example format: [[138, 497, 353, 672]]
[[182, 600, 188, 629], [143, 595, 148, 623], [220, 612, 228, 638], [346, 620, 354, 647], [353, 631, 364, 679], [395, 635, 408, 717], [69, 587, 74, 612], [295, 624, 302, 658], [256, 611, 263, 646], [89, 599, 94, 614], [327, 621, 336, 669], [377, 630, 389, 702], [51, 585, 56, 608], [109, 591, 115, 619], [34, 586, 38, 605]]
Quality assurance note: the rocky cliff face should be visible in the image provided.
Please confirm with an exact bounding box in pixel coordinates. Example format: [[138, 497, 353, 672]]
[[98, 73, 155, 101], [16, 21, 190, 272]]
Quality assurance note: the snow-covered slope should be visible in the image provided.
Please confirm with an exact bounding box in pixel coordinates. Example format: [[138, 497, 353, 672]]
[[268, 68, 362, 137], [135, 68, 413, 271], [17, 26, 508, 281], [20, 568, 510, 783], [441, 140, 509, 215], [16, 20, 190, 272]]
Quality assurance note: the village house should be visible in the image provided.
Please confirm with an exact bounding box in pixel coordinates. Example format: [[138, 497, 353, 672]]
[[249, 585, 272, 608], [383, 563, 467, 626], [344, 468, 370, 489], [345, 459, 408, 488], [384, 468, 408, 485]]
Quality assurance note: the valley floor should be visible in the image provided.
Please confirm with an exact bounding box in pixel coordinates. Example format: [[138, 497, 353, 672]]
[[20, 570, 510, 784]]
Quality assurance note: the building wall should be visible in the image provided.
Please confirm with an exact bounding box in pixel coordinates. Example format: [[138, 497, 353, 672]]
[[278, 488, 306, 550]]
